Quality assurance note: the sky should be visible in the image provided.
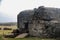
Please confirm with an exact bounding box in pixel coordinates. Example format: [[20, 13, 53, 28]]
[[0, 0, 60, 23]]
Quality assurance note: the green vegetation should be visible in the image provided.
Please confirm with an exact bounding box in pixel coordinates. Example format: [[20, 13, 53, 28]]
[[8, 38, 55, 40], [0, 26, 56, 40], [0, 37, 56, 40], [0, 37, 3, 40], [0, 26, 17, 35]]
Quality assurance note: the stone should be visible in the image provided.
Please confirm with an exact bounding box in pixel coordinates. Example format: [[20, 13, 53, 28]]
[[15, 33, 28, 38], [17, 6, 60, 38]]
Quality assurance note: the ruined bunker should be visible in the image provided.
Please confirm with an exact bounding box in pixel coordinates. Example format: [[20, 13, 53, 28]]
[[17, 6, 60, 38]]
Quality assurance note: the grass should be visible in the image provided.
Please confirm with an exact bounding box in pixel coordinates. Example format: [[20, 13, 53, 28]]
[[0, 26, 17, 35], [0, 26, 17, 29], [0, 37, 56, 40], [0, 35, 3, 40], [0, 26, 56, 40], [7, 38, 56, 40], [0, 30, 13, 35]]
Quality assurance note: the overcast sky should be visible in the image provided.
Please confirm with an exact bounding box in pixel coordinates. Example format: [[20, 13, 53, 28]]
[[0, 0, 60, 22]]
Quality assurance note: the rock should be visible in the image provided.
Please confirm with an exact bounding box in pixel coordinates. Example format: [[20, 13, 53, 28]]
[[17, 6, 60, 38], [15, 33, 28, 38]]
